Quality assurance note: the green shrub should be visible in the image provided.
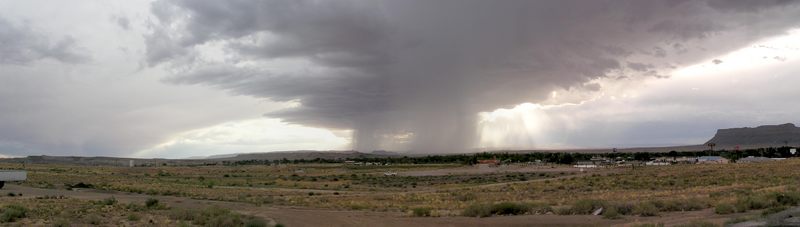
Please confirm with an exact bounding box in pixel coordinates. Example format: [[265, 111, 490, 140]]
[[526, 202, 553, 214], [771, 191, 800, 206], [0, 204, 27, 223], [412, 207, 432, 217], [462, 204, 492, 217], [169, 206, 267, 227], [632, 223, 664, 227], [145, 198, 160, 208], [602, 206, 621, 219], [611, 203, 634, 215], [68, 182, 94, 189], [127, 213, 141, 221], [554, 206, 572, 215], [52, 219, 70, 227], [725, 215, 756, 225], [462, 202, 547, 217], [739, 195, 774, 210], [568, 200, 606, 215], [633, 202, 659, 216], [100, 197, 117, 206], [244, 217, 267, 227], [714, 203, 735, 214], [750, 195, 774, 209], [126, 202, 145, 212], [491, 202, 529, 216], [675, 221, 717, 227], [87, 214, 102, 225], [761, 205, 788, 216], [652, 199, 708, 212], [733, 199, 750, 213]]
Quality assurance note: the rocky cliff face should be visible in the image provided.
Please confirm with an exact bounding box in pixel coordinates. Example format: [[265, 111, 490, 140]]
[[706, 123, 800, 146]]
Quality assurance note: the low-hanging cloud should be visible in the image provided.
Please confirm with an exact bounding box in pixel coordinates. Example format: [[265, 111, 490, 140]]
[[147, 0, 800, 152]]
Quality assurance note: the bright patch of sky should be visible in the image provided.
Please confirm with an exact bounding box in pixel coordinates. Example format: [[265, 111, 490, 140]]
[[479, 30, 800, 149]]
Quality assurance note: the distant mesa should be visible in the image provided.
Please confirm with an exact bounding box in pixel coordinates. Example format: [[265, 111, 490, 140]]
[[706, 123, 800, 148]]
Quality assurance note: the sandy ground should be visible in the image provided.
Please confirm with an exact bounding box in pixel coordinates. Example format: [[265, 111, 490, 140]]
[[0, 184, 749, 227]]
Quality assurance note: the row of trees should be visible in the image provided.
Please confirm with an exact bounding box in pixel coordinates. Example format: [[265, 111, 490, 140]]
[[226, 146, 797, 166]]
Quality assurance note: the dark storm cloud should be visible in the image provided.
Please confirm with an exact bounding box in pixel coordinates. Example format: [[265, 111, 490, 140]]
[[707, 0, 798, 12], [147, 0, 800, 152], [0, 17, 88, 64], [627, 62, 656, 72]]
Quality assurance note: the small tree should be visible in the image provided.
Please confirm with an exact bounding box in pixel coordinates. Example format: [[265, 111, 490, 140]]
[[706, 142, 716, 151]]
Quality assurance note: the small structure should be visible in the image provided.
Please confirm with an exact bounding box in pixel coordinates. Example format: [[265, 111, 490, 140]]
[[477, 158, 500, 166], [573, 161, 598, 168], [696, 156, 729, 164], [737, 156, 773, 163], [671, 157, 697, 164], [527, 160, 547, 166], [383, 171, 397, 176], [645, 161, 671, 166], [590, 156, 613, 166], [0, 170, 26, 189], [574, 157, 611, 168]]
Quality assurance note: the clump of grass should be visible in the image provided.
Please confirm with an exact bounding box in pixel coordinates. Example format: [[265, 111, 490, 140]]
[[651, 198, 708, 212], [462, 203, 492, 217], [492, 202, 529, 215], [411, 207, 432, 217], [52, 219, 70, 227], [674, 220, 717, 227], [761, 206, 788, 216], [145, 198, 163, 209], [244, 218, 267, 227], [633, 202, 659, 217], [87, 214, 102, 225], [169, 206, 267, 227], [127, 213, 141, 221], [714, 203, 735, 214], [67, 182, 94, 189], [126, 202, 145, 212], [96, 197, 117, 206], [0, 204, 27, 223], [725, 215, 756, 225], [558, 199, 606, 215], [632, 223, 664, 227]]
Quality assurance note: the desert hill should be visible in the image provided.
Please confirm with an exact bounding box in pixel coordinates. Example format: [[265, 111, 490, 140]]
[[706, 123, 800, 148]]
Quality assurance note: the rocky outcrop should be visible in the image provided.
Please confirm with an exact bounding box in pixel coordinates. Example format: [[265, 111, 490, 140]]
[[706, 123, 800, 147]]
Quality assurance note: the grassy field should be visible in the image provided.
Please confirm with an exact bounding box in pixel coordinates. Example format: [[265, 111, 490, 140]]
[[0, 195, 267, 226], [2, 159, 800, 225]]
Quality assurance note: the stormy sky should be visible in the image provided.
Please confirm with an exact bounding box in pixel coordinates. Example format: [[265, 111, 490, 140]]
[[1, 0, 800, 158]]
